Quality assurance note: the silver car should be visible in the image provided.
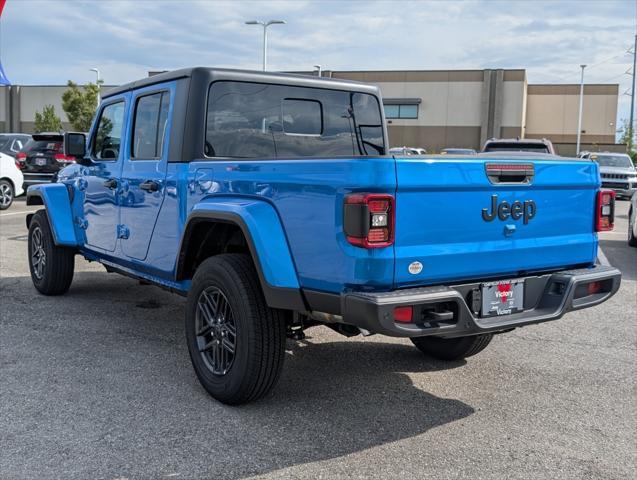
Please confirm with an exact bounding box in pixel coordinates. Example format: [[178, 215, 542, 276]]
[[579, 152, 637, 199]]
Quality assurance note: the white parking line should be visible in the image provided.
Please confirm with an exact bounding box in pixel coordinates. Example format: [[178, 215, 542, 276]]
[[599, 232, 628, 237], [0, 210, 37, 217], [597, 247, 610, 265]]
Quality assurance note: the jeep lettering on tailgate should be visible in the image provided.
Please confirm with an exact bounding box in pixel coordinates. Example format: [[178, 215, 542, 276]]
[[481, 194, 536, 224]]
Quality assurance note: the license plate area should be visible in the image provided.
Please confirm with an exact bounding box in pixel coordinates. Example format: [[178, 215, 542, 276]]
[[35, 158, 47, 166], [481, 279, 524, 317]]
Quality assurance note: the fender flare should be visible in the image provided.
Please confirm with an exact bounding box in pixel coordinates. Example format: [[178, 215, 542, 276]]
[[177, 198, 306, 311], [26, 184, 78, 247]]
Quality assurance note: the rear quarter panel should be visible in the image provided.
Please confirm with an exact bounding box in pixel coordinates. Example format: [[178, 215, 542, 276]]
[[174, 157, 397, 293]]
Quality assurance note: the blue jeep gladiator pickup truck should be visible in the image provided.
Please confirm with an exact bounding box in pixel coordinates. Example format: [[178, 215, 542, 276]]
[[26, 68, 621, 405]]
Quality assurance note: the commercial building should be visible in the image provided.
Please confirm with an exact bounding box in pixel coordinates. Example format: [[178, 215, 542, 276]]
[[0, 68, 622, 156], [324, 69, 620, 155], [0, 85, 115, 133]]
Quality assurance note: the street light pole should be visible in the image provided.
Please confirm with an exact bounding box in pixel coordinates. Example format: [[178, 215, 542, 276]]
[[629, 34, 636, 151], [576, 64, 586, 155], [245, 20, 286, 71], [90, 68, 100, 108]]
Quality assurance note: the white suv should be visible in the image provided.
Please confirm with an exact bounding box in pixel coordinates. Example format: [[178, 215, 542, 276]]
[[0, 152, 24, 210], [579, 152, 637, 199]]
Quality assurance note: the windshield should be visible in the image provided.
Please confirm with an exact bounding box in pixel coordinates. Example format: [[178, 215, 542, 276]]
[[591, 154, 634, 168], [484, 143, 549, 154]]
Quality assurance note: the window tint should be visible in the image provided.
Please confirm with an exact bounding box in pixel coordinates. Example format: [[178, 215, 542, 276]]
[[93, 101, 125, 160], [282, 99, 322, 135], [12, 139, 24, 152], [384, 104, 418, 119], [132, 92, 170, 159], [205, 81, 385, 158]]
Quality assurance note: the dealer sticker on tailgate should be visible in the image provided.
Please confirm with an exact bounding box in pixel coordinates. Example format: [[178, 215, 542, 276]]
[[481, 280, 524, 317]]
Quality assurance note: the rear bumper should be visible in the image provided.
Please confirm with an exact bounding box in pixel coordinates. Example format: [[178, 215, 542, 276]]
[[337, 265, 621, 338]]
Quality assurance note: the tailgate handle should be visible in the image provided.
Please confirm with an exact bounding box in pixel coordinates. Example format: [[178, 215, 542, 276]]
[[486, 163, 534, 184]]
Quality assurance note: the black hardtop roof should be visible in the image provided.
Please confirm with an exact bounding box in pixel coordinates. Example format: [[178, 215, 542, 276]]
[[103, 67, 382, 99]]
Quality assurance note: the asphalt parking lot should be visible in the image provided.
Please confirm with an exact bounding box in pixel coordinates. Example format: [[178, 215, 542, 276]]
[[1, 198, 635, 480]]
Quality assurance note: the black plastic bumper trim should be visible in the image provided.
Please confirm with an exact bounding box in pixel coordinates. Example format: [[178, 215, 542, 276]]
[[305, 264, 622, 338]]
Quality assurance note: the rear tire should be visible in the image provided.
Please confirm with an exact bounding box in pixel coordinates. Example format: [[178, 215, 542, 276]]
[[411, 333, 493, 361], [185, 254, 286, 405], [0, 179, 14, 210], [28, 209, 75, 295]]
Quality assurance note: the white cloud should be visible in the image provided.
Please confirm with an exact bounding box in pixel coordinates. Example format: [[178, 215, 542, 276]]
[[2, 0, 635, 120]]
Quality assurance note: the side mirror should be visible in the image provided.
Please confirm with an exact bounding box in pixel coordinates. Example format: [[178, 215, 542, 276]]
[[64, 132, 87, 159]]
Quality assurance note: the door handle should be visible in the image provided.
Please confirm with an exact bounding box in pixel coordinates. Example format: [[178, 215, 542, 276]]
[[103, 178, 118, 189], [139, 180, 160, 192]]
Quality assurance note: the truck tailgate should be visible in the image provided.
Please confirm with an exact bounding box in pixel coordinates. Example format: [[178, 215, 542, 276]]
[[394, 156, 599, 287]]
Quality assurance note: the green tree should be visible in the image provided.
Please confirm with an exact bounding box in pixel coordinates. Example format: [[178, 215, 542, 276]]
[[34, 104, 63, 133], [61, 80, 101, 132], [618, 118, 636, 164]]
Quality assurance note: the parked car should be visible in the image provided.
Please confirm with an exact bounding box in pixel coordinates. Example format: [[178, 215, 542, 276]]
[[441, 148, 477, 155], [482, 138, 555, 155], [26, 67, 621, 405], [15, 133, 77, 189], [389, 146, 427, 155], [628, 193, 637, 247], [578, 152, 637, 199], [0, 151, 24, 210], [0, 133, 31, 158]]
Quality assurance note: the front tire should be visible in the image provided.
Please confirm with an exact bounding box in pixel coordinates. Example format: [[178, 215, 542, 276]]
[[0, 179, 14, 210], [28, 210, 75, 295], [185, 254, 286, 405], [411, 333, 493, 361]]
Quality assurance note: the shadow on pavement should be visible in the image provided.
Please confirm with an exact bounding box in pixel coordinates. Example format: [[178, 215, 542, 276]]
[[0, 272, 475, 479]]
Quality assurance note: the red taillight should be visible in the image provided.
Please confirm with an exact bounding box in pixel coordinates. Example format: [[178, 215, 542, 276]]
[[393, 306, 413, 323], [54, 153, 76, 163], [587, 281, 602, 295], [595, 189, 615, 232], [344, 193, 395, 248], [15, 152, 26, 169]]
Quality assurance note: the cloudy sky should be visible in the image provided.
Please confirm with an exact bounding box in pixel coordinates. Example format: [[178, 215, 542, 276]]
[[1, 0, 636, 121]]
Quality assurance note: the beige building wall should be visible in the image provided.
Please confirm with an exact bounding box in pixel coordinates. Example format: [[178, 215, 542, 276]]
[[19, 86, 71, 132], [372, 81, 483, 127], [1, 73, 621, 151], [500, 78, 526, 137], [525, 85, 618, 143]]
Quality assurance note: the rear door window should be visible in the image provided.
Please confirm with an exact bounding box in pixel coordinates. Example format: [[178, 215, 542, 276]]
[[205, 81, 385, 158], [131, 91, 170, 159]]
